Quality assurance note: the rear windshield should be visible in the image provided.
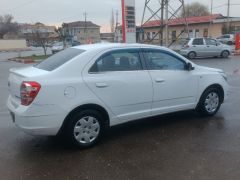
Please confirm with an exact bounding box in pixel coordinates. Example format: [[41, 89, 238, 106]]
[[35, 48, 85, 71]]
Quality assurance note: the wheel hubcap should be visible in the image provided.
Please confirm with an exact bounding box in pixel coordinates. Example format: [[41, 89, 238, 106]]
[[204, 92, 219, 113], [73, 116, 100, 144], [190, 53, 195, 58]]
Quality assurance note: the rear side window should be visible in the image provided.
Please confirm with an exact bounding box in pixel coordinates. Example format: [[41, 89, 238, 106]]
[[35, 48, 85, 71], [89, 50, 142, 72], [192, 38, 204, 45]]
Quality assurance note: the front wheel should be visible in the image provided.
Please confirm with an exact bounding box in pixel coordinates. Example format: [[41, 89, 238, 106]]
[[66, 110, 104, 148], [196, 87, 222, 116], [221, 50, 229, 58]]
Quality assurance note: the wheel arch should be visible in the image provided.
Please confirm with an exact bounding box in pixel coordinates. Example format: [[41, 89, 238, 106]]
[[200, 84, 225, 104], [58, 103, 110, 135], [222, 49, 230, 56]]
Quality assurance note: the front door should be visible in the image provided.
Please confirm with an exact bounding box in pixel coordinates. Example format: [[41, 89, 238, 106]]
[[205, 38, 222, 56], [83, 49, 153, 124], [142, 49, 198, 115]]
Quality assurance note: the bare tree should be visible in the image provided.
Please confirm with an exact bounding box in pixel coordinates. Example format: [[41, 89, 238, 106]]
[[0, 14, 18, 39], [55, 23, 69, 47], [30, 23, 50, 56], [180, 2, 210, 17]]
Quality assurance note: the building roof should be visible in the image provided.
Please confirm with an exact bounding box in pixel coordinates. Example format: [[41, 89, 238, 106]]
[[64, 21, 100, 28], [142, 14, 223, 28], [20, 23, 56, 34]]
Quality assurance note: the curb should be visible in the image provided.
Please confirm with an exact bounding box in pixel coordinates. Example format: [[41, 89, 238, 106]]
[[8, 58, 35, 64]]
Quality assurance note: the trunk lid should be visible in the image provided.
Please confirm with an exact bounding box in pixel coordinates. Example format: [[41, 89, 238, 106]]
[[8, 66, 48, 100]]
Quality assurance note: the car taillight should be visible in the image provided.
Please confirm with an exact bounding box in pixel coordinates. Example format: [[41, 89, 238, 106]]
[[20, 81, 41, 106]]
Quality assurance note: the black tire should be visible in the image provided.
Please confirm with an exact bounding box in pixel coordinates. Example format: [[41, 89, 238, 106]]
[[196, 87, 222, 116], [65, 110, 104, 148], [188, 51, 196, 59], [221, 50, 229, 58]]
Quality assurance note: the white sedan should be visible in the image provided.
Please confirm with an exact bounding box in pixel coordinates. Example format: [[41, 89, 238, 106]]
[[7, 43, 229, 148]]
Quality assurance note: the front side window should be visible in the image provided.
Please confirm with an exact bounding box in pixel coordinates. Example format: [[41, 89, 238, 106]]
[[192, 38, 204, 45], [89, 50, 142, 72], [144, 51, 186, 70], [205, 38, 217, 46]]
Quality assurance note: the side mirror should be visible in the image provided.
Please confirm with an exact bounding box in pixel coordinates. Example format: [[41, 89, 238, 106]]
[[186, 62, 195, 71]]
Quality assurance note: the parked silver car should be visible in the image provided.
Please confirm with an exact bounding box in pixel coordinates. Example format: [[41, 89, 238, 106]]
[[180, 38, 231, 59], [217, 34, 235, 45]]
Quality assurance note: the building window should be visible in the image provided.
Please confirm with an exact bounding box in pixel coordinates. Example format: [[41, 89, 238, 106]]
[[189, 30, 193, 38], [203, 29, 208, 37], [172, 31, 176, 41], [147, 32, 151, 40], [152, 32, 156, 38], [195, 29, 199, 37]]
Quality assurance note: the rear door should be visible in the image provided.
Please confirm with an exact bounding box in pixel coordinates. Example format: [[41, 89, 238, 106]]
[[83, 49, 153, 123], [191, 38, 205, 57]]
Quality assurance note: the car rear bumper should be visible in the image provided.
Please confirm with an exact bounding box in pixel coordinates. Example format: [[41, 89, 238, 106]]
[[7, 96, 66, 136], [10, 113, 63, 135]]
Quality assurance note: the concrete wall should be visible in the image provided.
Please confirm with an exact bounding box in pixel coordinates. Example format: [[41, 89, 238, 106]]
[[143, 23, 225, 45], [0, 39, 27, 51]]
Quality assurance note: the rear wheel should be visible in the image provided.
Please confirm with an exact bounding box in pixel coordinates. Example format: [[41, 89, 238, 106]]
[[66, 110, 104, 148], [196, 87, 222, 116], [221, 50, 229, 58], [188, 51, 196, 59]]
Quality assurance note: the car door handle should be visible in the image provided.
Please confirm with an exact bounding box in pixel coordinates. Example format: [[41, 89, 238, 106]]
[[95, 82, 108, 88], [155, 78, 165, 83]]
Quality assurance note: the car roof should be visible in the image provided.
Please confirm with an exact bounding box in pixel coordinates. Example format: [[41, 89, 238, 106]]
[[71, 43, 170, 52]]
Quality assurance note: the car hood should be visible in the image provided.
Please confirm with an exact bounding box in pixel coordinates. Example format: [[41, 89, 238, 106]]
[[196, 65, 224, 73]]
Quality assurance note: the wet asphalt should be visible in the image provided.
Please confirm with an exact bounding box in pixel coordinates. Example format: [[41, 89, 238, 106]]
[[0, 56, 240, 180]]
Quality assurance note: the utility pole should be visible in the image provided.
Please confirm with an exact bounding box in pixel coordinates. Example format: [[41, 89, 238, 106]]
[[110, 9, 115, 33], [141, 0, 188, 47], [115, 10, 119, 42], [160, 0, 164, 46], [209, 0, 213, 37], [84, 12, 88, 43], [227, 0, 230, 33], [165, 0, 168, 46]]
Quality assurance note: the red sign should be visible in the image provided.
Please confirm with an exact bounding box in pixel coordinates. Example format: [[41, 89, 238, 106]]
[[235, 33, 240, 50]]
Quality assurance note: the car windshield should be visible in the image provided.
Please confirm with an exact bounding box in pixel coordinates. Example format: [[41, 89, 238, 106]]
[[35, 48, 85, 71]]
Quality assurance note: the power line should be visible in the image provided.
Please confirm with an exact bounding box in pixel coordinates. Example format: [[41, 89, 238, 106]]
[[4, 0, 38, 13]]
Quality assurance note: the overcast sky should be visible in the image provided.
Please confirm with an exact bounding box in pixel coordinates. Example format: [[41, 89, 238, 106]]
[[1, 0, 240, 32]]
